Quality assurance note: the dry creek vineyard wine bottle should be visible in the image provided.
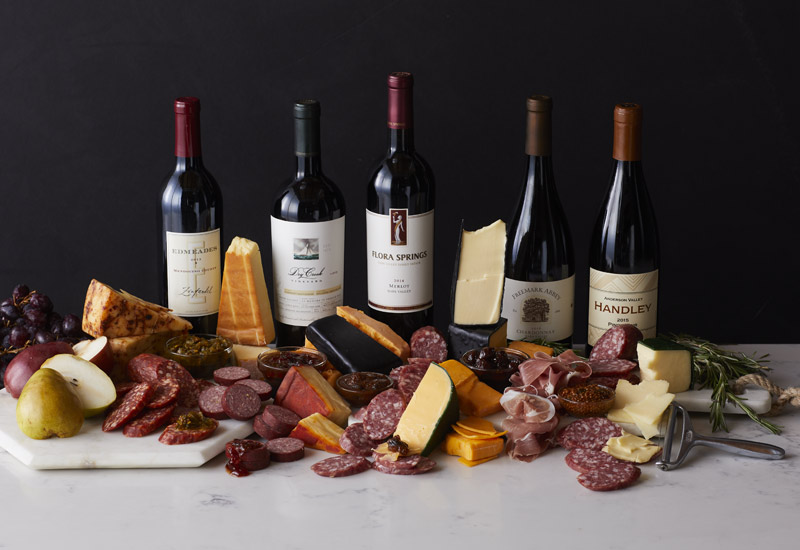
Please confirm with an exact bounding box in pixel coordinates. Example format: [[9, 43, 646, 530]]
[[366, 72, 434, 341], [159, 97, 223, 334], [271, 100, 346, 346], [587, 103, 659, 352], [502, 95, 575, 346]]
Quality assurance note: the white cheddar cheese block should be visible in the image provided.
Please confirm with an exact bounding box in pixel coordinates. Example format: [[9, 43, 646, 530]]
[[637, 337, 692, 393], [613, 379, 670, 410], [623, 392, 675, 440], [603, 432, 662, 463], [217, 237, 276, 346], [453, 220, 507, 325]]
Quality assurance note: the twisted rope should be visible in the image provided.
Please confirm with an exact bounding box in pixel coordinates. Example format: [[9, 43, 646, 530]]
[[733, 373, 800, 416]]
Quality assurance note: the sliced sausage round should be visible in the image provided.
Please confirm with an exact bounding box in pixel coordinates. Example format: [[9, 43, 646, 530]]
[[213, 366, 251, 386], [222, 384, 261, 421], [557, 417, 624, 451], [265, 437, 305, 462], [159, 417, 219, 445], [565, 447, 626, 474], [311, 455, 371, 478], [147, 378, 181, 409], [102, 382, 154, 432], [225, 439, 270, 472], [409, 326, 448, 363], [363, 389, 406, 441], [589, 324, 643, 361], [234, 378, 272, 400], [261, 404, 301, 437], [372, 455, 435, 475], [253, 415, 281, 440], [577, 462, 641, 491], [339, 423, 380, 457], [123, 404, 177, 437], [198, 385, 229, 420]]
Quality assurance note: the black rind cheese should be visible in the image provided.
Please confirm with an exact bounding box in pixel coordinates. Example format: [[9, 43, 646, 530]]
[[306, 315, 403, 375], [448, 318, 508, 360], [449, 219, 465, 323]]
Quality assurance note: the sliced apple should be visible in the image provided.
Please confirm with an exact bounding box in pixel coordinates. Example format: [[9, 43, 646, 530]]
[[73, 336, 114, 375], [41, 354, 117, 417]]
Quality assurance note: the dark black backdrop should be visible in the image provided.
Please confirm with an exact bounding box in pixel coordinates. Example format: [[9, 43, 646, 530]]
[[1, 1, 798, 343]]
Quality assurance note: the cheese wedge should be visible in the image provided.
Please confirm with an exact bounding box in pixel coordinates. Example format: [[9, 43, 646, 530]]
[[290, 413, 345, 454], [231, 343, 270, 370], [82, 279, 192, 338], [439, 359, 502, 417], [274, 365, 351, 427], [216, 237, 275, 346], [453, 220, 507, 325], [637, 338, 693, 393], [336, 306, 410, 361]]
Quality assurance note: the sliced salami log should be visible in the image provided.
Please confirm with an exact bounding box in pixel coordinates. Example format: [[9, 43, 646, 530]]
[[339, 423, 380, 457], [311, 455, 371, 478], [253, 415, 280, 440], [409, 326, 448, 363], [577, 463, 641, 491], [102, 382, 154, 432], [565, 447, 626, 474], [159, 417, 219, 445], [261, 405, 301, 436], [225, 439, 270, 472], [157, 360, 199, 408], [234, 378, 272, 401], [265, 437, 305, 462], [147, 378, 181, 409], [127, 354, 163, 383], [587, 359, 637, 378], [363, 389, 406, 441], [589, 324, 643, 361], [213, 366, 251, 386], [123, 404, 177, 437], [372, 455, 435, 475], [198, 385, 229, 420], [557, 417, 623, 451], [222, 384, 261, 421], [114, 382, 138, 398]]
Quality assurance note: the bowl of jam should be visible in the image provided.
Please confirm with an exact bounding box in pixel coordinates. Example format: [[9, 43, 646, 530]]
[[257, 346, 328, 388], [334, 371, 394, 407], [557, 384, 615, 418], [460, 347, 529, 392], [164, 334, 233, 379]]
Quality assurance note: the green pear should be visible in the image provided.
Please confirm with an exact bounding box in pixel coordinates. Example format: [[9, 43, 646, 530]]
[[16, 368, 84, 439]]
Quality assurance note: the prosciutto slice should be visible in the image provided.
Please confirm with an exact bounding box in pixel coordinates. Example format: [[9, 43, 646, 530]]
[[510, 350, 592, 395], [500, 387, 560, 462]]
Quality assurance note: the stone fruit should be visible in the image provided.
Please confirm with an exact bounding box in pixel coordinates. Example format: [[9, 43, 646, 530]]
[[16, 368, 84, 439], [42, 354, 116, 417], [3, 341, 74, 398], [72, 336, 113, 375]]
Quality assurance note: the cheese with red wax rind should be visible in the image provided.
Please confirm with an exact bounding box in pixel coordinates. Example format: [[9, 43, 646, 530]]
[[289, 413, 345, 454], [274, 365, 351, 427]]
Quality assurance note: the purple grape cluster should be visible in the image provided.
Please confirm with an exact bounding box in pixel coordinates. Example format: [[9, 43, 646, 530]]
[[0, 284, 88, 381]]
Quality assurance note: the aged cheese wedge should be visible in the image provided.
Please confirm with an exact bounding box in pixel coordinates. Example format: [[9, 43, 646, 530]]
[[442, 432, 504, 461], [608, 379, 673, 438], [289, 413, 345, 454], [603, 432, 662, 463], [336, 306, 410, 361], [216, 237, 275, 346], [452, 220, 507, 325], [448, 318, 508, 360], [82, 279, 192, 338], [274, 365, 351, 427], [637, 337, 692, 393], [439, 359, 502, 417]]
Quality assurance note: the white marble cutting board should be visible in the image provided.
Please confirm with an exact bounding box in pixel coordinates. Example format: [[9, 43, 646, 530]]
[[0, 389, 254, 469]]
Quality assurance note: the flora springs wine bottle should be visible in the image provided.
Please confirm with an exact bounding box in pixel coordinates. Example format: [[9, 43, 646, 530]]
[[271, 100, 346, 346], [366, 72, 435, 341], [587, 103, 659, 350], [159, 97, 223, 334], [502, 95, 575, 345]]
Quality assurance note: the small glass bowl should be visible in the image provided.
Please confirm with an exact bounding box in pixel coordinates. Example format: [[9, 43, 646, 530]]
[[334, 372, 394, 407], [557, 384, 616, 418], [163, 333, 233, 379], [257, 346, 328, 388], [460, 347, 529, 392]]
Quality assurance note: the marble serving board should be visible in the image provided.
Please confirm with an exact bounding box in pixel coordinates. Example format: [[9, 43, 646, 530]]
[[0, 389, 254, 469], [673, 386, 771, 414]]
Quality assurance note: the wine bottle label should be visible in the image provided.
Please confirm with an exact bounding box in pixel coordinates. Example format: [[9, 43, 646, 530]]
[[270, 216, 345, 326], [165, 229, 221, 317], [366, 208, 434, 313], [502, 275, 575, 342], [588, 268, 658, 346]]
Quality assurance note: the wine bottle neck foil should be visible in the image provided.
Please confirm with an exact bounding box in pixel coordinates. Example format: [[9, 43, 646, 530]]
[[612, 103, 642, 161], [388, 72, 414, 130], [174, 97, 202, 159], [294, 99, 321, 157], [526, 94, 552, 157]]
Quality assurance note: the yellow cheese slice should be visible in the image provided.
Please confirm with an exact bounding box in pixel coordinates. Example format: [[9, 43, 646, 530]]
[[603, 432, 662, 463], [456, 416, 497, 434], [451, 425, 508, 439], [458, 455, 499, 467], [613, 379, 670, 409], [453, 220, 507, 325], [623, 392, 675, 440], [442, 432, 504, 461]]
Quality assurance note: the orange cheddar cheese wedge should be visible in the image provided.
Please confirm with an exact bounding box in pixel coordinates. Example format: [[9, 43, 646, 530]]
[[508, 340, 553, 357], [274, 366, 351, 427], [336, 306, 410, 361], [290, 413, 345, 454]]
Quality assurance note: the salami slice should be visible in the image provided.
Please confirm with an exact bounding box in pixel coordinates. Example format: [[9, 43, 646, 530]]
[[198, 385, 229, 420], [409, 326, 448, 363], [225, 439, 270, 473], [311, 455, 371, 478], [577, 463, 641, 491], [114, 382, 138, 398], [122, 404, 177, 437], [372, 455, 435, 475], [156, 360, 199, 408], [339, 423, 380, 457], [213, 366, 251, 386], [565, 447, 626, 474], [363, 389, 406, 441], [159, 416, 219, 445], [102, 382, 154, 432], [127, 354, 164, 383], [587, 359, 637, 377], [373, 452, 423, 470], [351, 406, 368, 423], [397, 367, 428, 403], [222, 384, 261, 421], [589, 324, 643, 361], [556, 417, 623, 451], [234, 378, 272, 400], [147, 378, 181, 409], [265, 437, 305, 462], [253, 415, 280, 440], [261, 405, 301, 436]]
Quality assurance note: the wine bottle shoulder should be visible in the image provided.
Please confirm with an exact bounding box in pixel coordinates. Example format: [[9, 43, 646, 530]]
[[367, 151, 434, 214], [272, 174, 346, 221]]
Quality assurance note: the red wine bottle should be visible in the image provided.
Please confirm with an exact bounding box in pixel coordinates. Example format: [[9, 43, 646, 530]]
[[366, 72, 434, 341], [271, 100, 346, 346], [159, 97, 223, 334], [587, 103, 659, 351], [503, 95, 575, 346]]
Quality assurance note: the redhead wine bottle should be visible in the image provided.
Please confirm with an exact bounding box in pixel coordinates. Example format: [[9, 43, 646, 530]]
[[587, 103, 659, 352], [503, 95, 575, 345], [159, 97, 223, 334], [366, 72, 435, 341]]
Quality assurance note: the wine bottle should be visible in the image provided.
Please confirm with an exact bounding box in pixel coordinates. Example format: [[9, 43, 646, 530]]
[[159, 97, 223, 334], [587, 103, 659, 351], [502, 95, 575, 345], [366, 72, 435, 341], [271, 100, 346, 346]]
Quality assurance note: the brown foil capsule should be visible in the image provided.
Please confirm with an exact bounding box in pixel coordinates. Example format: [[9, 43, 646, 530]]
[[526, 94, 552, 157], [612, 103, 643, 162]]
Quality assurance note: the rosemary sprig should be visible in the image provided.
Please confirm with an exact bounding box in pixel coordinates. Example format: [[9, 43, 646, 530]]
[[664, 333, 780, 434], [524, 338, 571, 357]]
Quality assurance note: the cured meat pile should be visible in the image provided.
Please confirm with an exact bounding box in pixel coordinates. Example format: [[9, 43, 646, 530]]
[[500, 389, 559, 462]]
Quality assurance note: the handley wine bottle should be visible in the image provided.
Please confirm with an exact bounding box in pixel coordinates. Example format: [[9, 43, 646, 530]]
[[366, 72, 435, 341], [587, 103, 659, 352], [502, 95, 575, 346], [159, 97, 223, 334], [271, 100, 346, 346]]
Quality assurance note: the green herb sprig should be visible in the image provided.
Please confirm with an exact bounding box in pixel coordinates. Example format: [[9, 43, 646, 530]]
[[664, 334, 780, 434]]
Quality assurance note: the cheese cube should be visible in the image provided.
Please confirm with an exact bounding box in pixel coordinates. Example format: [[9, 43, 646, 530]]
[[637, 338, 692, 393]]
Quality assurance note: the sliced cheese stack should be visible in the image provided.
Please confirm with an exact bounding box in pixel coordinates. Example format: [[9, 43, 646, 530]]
[[603, 432, 662, 463], [217, 237, 275, 346], [442, 417, 506, 466], [448, 220, 508, 358], [439, 359, 503, 417], [607, 379, 675, 439]]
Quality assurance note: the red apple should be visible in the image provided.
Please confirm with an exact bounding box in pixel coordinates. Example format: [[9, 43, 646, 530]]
[[3, 341, 75, 398], [72, 336, 114, 375]]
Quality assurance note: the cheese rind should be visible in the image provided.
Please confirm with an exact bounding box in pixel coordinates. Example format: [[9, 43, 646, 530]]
[[637, 337, 692, 393], [453, 220, 507, 325], [336, 306, 410, 361], [448, 318, 508, 360], [306, 315, 403, 375]]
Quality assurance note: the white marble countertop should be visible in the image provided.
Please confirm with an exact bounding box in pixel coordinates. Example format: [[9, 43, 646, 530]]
[[1, 345, 797, 550]]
